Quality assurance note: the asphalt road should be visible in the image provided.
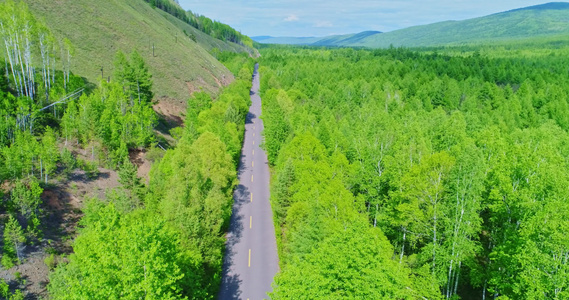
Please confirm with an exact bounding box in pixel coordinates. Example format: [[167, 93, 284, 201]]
[[219, 64, 279, 300]]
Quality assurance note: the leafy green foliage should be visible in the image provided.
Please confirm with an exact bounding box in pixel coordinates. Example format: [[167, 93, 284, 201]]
[[260, 45, 569, 299], [187, 12, 254, 47], [2, 215, 25, 268], [49, 62, 254, 298], [10, 178, 43, 236], [44, 253, 56, 270], [272, 224, 417, 299], [145, 0, 189, 22], [116, 157, 145, 213], [48, 203, 198, 299], [0, 4, 254, 299], [114, 50, 154, 105], [0, 279, 8, 299], [148, 66, 252, 295], [61, 79, 157, 165]]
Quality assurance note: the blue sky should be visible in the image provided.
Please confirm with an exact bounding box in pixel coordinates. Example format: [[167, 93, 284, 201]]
[[177, 0, 553, 37]]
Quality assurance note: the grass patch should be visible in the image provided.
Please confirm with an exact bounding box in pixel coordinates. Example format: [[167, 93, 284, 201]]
[[26, 0, 255, 103]]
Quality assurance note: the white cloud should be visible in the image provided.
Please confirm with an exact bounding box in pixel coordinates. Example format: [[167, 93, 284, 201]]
[[178, 0, 551, 36], [314, 21, 333, 28], [284, 14, 299, 22]]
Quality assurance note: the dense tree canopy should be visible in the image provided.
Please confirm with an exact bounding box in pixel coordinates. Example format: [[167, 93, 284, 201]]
[[259, 44, 569, 299], [0, 2, 256, 298], [49, 55, 255, 298]]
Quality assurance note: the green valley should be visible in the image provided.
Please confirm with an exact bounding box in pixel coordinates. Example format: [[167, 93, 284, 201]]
[[1, 0, 568, 299]]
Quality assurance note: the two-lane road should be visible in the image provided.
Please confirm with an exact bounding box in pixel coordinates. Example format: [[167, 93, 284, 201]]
[[219, 64, 279, 300]]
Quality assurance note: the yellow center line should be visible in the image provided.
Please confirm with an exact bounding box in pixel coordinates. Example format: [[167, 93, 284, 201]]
[[251, 175, 254, 182], [248, 249, 251, 267], [253, 140, 255, 145], [253, 133, 255, 137], [252, 161, 254, 168], [252, 149, 255, 155], [250, 192, 253, 202], [250, 216, 252, 228]]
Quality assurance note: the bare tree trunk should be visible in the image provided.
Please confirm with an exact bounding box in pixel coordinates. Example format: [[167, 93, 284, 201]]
[[433, 201, 437, 274], [446, 259, 454, 298], [15, 33, 28, 98], [4, 37, 22, 96], [14, 241, 20, 262], [453, 260, 461, 296], [374, 203, 378, 227], [4, 58, 9, 85], [400, 227, 406, 264], [51, 56, 55, 85]]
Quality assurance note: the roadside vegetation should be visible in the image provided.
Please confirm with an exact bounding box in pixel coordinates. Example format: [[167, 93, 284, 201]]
[[259, 42, 569, 299], [2, 0, 568, 298], [0, 1, 255, 298]]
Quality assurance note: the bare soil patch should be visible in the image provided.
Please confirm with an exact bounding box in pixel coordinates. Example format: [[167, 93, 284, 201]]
[[0, 165, 120, 299], [129, 149, 152, 184], [153, 97, 186, 128]]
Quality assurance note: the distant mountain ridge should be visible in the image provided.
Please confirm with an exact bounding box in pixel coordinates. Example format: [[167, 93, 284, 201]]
[[252, 36, 323, 45], [507, 2, 569, 13], [255, 2, 569, 48], [252, 31, 382, 46]]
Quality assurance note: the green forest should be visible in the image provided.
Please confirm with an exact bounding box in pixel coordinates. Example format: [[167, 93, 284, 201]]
[[258, 43, 569, 299], [1, 0, 569, 299], [0, 1, 255, 298]]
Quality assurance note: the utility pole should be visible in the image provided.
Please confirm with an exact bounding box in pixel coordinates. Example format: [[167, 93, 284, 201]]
[[101, 66, 104, 79]]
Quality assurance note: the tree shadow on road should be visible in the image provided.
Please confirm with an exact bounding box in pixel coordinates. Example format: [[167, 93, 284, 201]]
[[219, 183, 250, 300], [245, 111, 256, 125]]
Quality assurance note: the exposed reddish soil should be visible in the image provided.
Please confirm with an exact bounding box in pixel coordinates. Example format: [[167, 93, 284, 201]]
[[0, 166, 122, 299], [0, 137, 158, 299], [153, 97, 185, 128], [129, 149, 152, 184]]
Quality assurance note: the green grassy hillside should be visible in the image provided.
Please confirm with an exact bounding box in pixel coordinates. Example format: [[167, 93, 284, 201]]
[[347, 2, 569, 48], [25, 0, 255, 104], [256, 2, 569, 49]]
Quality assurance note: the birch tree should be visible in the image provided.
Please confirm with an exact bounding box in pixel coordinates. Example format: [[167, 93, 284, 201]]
[[0, 0, 60, 131], [2, 215, 25, 268]]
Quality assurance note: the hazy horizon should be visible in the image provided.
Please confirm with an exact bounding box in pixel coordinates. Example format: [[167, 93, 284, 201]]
[[177, 0, 556, 37]]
